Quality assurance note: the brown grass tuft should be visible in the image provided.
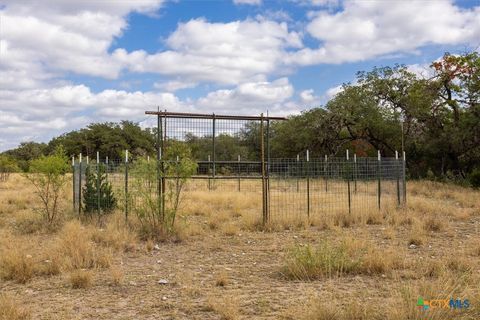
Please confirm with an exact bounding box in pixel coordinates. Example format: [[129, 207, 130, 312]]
[[55, 221, 112, 270], [207, 296, 239, 320], [0, 294, 30, 320], [0, 250, 34, 283], [69, 269, 93, 289], [109, 266, 124, 286], [214, 271, 230, 287], [423, 216, 444, 232]]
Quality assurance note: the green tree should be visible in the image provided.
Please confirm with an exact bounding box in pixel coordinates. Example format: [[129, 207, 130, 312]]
[[82, 164, 116, 215]]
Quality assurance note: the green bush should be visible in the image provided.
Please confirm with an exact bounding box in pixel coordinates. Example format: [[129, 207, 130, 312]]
[[468, 168, 480, 189], [24, 147, 69, 224], [131, 142, 197, 239]]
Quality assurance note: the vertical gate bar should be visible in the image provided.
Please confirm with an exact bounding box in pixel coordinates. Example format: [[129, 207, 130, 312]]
[[260, 114, 267, 224], [347, 150, 351, 214], [162, 114, 166, 221], [396, 150, 400, 206], [377, 150, 381, 210], [266, 119, 270, 217], [125, 150, 129, 222], [403, 151, 407, 205], [78, 153, 82, 215], [306, 149, 310, 220], [296, 154, 299, 192], [157, 113, 161, 221], [212, 114, 216, 182]]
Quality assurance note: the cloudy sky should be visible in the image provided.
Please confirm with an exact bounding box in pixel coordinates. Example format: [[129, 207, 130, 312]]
[[1, 0, 479, 151]]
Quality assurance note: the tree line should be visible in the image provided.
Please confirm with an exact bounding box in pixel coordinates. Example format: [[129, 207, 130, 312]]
[[1, 52, 479, 186]]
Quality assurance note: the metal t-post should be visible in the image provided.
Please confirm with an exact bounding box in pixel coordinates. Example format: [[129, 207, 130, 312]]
[[96, 151, 100, 215], [377, 150, 381, 210], [124, 150, 129, 222], [324, 155, 328, 193], [72, 156, 75, 211], [347, 150, 351, 215], [78, 153, 82, 215], [306, 149, 310, 220], [396, 151, 400, 206], [403, 151, 407, 206]]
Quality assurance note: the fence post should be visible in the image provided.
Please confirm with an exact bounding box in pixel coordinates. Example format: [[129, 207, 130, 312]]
[[353, 153, 357, 193], [78, 153, 82, 215], [125, 150, 129, 222], [296, 154, 300, 192], [96, 151, 100, 215], [324, 155, 328, 193], [377, 150, 381, 210], [306, 149, 310, 220], [208, 154, 211, 191], [347, 150, 351, 214], [403, 151, 407, 206], [72, 156, 75, 211], [237, 155, 241, 192], [396, 151, 400, 206]]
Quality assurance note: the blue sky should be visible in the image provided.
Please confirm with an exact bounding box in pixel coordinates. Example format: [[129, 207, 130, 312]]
[[1, 0, 479, 151]]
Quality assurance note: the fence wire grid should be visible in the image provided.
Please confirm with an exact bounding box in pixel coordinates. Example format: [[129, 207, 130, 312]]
[[73, 111, 406, 225]]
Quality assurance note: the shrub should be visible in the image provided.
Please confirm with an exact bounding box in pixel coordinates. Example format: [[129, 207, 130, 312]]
[[131, 142, 197, 239], [24, 146, 69, 224], [468, 168, 480, 189]]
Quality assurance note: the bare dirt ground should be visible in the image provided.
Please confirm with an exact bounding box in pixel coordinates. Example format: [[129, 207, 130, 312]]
[[1, 175, 479, 319]]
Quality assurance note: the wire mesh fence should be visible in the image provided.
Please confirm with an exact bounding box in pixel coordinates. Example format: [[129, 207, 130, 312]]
[[72, 111, 406, 225]]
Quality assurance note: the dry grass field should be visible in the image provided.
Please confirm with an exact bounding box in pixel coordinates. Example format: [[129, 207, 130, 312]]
[[0, 174, 479, 319]]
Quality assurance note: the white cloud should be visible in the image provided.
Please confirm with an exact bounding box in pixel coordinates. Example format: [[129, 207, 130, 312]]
[[233, 0, 262, 5], [197, 77, 295, 115], [299, 89, 321, 106], [0, 0, 164, 84], [153, 80, 197, 92], [290, 0, 480, 65], [116, 18, 302, 85], [324, 85, 343, 100]]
